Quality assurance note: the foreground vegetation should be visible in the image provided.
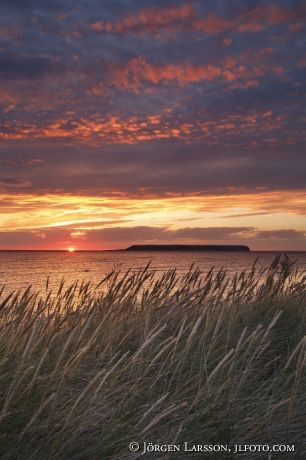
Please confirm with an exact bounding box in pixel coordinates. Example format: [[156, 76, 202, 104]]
[[0, 255, 306, 459]]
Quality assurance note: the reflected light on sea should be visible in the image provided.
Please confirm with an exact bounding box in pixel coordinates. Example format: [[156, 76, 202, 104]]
[[0, 250, 305, 297]]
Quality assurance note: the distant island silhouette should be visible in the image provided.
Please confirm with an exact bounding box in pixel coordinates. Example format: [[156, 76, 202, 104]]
[[126, 245, 250, 251]]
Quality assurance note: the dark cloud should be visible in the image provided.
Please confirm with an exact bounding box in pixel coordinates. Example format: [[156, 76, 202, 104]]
[[0, 177, 31, 188], [0, 0, 70, 12], [0, 52, 65, 81], [0, 225, 305, 250], [85, 226, 254, 242], [0, 229, 71, 249], [0, 142, 305, 196], [0, 177, 24, 185], [255, 229, 306, 239]]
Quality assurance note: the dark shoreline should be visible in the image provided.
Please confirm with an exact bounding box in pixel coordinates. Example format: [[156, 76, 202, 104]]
[[125, 244, 250, 252]]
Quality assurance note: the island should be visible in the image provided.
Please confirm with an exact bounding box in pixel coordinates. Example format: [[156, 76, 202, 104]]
[[126, 245, 250, 251]]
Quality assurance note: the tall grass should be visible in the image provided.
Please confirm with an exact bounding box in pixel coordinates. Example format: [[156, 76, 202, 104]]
[[0, 255, 306, 459]]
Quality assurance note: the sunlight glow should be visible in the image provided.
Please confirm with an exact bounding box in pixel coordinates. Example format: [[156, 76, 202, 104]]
[[0, 191, 305, 250]]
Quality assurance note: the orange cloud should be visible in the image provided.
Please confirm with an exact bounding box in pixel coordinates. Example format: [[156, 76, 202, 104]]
[[90, 5, 196, 35], [236, 22, 266, 33], [192, 13, 230, 34], [222, 38, 232, 46], [89, 5, 306, 37], [109, 57, 222, 88], [231, 5, 306, 32], [105, 53, 279, 91], [0, 24, 21, 40], [298, 58, 306, 69], [120, 46, 280, 87], [0, 105, 300, 146], [288, 22, 304, 32], [268, 6, 297, 24]]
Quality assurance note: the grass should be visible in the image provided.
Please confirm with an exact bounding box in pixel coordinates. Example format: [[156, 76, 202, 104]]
[[0, 255, 306, 459]]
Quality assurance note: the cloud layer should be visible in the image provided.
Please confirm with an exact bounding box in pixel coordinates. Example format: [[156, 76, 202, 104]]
[[0, 225, 305, 251], [0, 0, 305, 249]]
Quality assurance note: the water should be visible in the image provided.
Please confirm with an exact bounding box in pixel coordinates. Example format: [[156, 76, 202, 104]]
[[1, 250, 306, 297]]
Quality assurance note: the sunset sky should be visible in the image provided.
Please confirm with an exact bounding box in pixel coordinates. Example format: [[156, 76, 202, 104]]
[[0, 0, 305, 250]]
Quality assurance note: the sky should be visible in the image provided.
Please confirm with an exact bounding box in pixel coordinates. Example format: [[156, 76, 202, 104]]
[[0, 0, 305, 250]]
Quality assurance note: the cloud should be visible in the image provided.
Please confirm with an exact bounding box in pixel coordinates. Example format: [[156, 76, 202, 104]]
[[0, 0, 67, 12], [90, 5, 196, 35], [254, 229, 306, 239], [0, 24, 21, 40], [1, 140, 306, 198], [84, 226, 254, 243], [0, 229, 72, 249], [89, 4, 306, 37], [0, 225, 254, 248], [0, 52, 64, 81], [106, 57, 223, 90], [0, 225, 305, 250], [0, 177, 31, 187], [221, 211, 272, 219]]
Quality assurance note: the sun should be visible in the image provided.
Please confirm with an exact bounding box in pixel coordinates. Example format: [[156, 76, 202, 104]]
[[68, 247, 75, 252]]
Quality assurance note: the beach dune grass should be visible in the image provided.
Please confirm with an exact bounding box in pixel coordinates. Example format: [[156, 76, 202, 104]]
[[0, 255, 305, 459]]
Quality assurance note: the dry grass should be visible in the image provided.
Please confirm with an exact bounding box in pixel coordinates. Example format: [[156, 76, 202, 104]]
[[0, 255, 305, 459]]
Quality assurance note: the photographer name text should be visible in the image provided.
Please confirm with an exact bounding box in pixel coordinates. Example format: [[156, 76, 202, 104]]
[[128, 442, 295, 454]]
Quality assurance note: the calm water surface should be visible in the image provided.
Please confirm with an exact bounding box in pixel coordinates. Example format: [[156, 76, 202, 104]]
[[0, 250, 306, 296]]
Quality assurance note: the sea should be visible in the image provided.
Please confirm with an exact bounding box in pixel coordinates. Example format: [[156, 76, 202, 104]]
[[0, 250, 306, 297]]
